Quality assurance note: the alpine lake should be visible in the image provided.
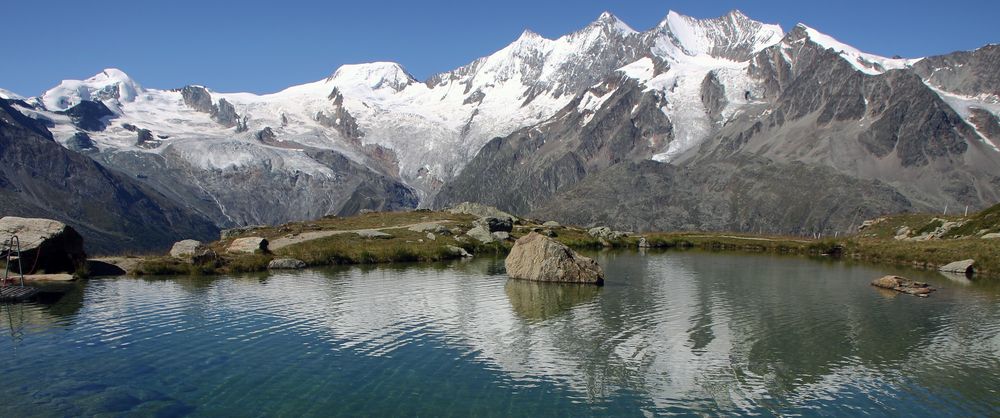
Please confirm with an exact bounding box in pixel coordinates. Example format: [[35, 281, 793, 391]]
[[1, 250, 997, 417]]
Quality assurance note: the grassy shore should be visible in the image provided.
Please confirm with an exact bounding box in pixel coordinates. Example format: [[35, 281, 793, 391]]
[[128, 205, 1000, 280]]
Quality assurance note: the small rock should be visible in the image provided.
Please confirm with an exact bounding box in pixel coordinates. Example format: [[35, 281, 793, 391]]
[[356, 230, 392, 239], [227, 237, 268, 254], [268, 258, 307, 270], [492, 231, 510, 241], [426, 233, 436, 241], [871, 275, 935, 297], [542, 221, 561, 228], [638, 237, 650, 248], [446, 245, 472, 258], [981, 233, 1000, 239], [939, 259, 975, 277]]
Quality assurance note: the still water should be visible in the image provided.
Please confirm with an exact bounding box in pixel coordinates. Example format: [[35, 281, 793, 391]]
[[0, 251, 997, 416]]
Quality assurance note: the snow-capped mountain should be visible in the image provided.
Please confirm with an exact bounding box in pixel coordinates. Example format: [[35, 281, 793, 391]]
[[3, 9, 999, 243]]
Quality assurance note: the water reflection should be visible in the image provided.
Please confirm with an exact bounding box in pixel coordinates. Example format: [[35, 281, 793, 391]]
[[0, 253, 997, 416], [504, 280, 601, 322]]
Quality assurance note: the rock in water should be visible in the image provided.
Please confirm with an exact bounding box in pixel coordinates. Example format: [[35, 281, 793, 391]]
[[871, 275, 935, 297], [268, 258, 307, 270], [0, 216, 86, 273], [227, 237, 268, 254], [938, 259, 975, 277], [505, 232, 604, 285]]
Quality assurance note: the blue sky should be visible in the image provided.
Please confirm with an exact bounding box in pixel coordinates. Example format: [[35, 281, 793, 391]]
[[3, 0, 997, 96]]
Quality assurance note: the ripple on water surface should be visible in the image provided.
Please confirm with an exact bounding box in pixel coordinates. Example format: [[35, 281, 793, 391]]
[[0, 251, 998, 416]]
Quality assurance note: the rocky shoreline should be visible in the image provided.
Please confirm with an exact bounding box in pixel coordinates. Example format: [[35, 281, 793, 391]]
[[3, 202, 997, 283]]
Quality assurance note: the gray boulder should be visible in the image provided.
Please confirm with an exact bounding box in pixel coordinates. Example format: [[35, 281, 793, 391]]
[[939, 259, 975, 276], [466, 226, 494, 244], [268, 258, 307, 270], [0, 216, 86, 273], [492, 231, 511, 241], [504, 232, 604, 284], [638, 237, 650, 248], [982, 233, 1000, 239], [169, 239, 204, 258], [227, 237, 268, 254], [542, 221, 561, 228], [170, 239, 217, 265]]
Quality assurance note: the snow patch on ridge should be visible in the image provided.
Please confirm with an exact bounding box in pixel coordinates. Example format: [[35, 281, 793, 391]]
[[799, 25, 919, 75]]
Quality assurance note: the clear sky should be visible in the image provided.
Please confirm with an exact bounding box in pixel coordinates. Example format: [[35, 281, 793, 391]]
[[3, 0, 997, 96]]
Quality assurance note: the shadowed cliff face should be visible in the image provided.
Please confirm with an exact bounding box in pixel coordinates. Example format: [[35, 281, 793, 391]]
[[0, 99, 219, 254]]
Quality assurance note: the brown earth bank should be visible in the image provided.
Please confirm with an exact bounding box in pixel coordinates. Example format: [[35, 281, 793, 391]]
[[79, 202, 1000, 281]]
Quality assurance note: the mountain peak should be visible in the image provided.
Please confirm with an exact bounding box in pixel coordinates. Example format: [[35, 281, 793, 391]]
[[653, 9, 783, 61], [328, 62, 415, 92], [591, 11, 637, 35], [40, 67, 143, 110]]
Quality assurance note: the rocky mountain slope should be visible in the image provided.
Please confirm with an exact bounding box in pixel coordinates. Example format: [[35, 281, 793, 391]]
[[0, 98, 219, 254], [2, 9, 998, 239], [435, 17, 1000, 234]]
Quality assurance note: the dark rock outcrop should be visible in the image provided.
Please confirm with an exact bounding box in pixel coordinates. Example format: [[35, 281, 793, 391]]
[[0, 217, 86, 273], [59, 100, 114, 131], [180, 85, 213, 113]]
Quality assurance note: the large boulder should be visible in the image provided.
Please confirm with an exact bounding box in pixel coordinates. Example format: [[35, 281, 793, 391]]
[[939, 259, 975, 277], [169, 240, 204, 258], [169, 239, 217, 265], [0, 217, 86, 273], [226, 237, 268, 254], [505, 232, 604, 285]]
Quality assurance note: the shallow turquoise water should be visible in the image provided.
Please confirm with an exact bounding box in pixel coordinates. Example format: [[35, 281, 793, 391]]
[[1, 251, 998, 416]]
